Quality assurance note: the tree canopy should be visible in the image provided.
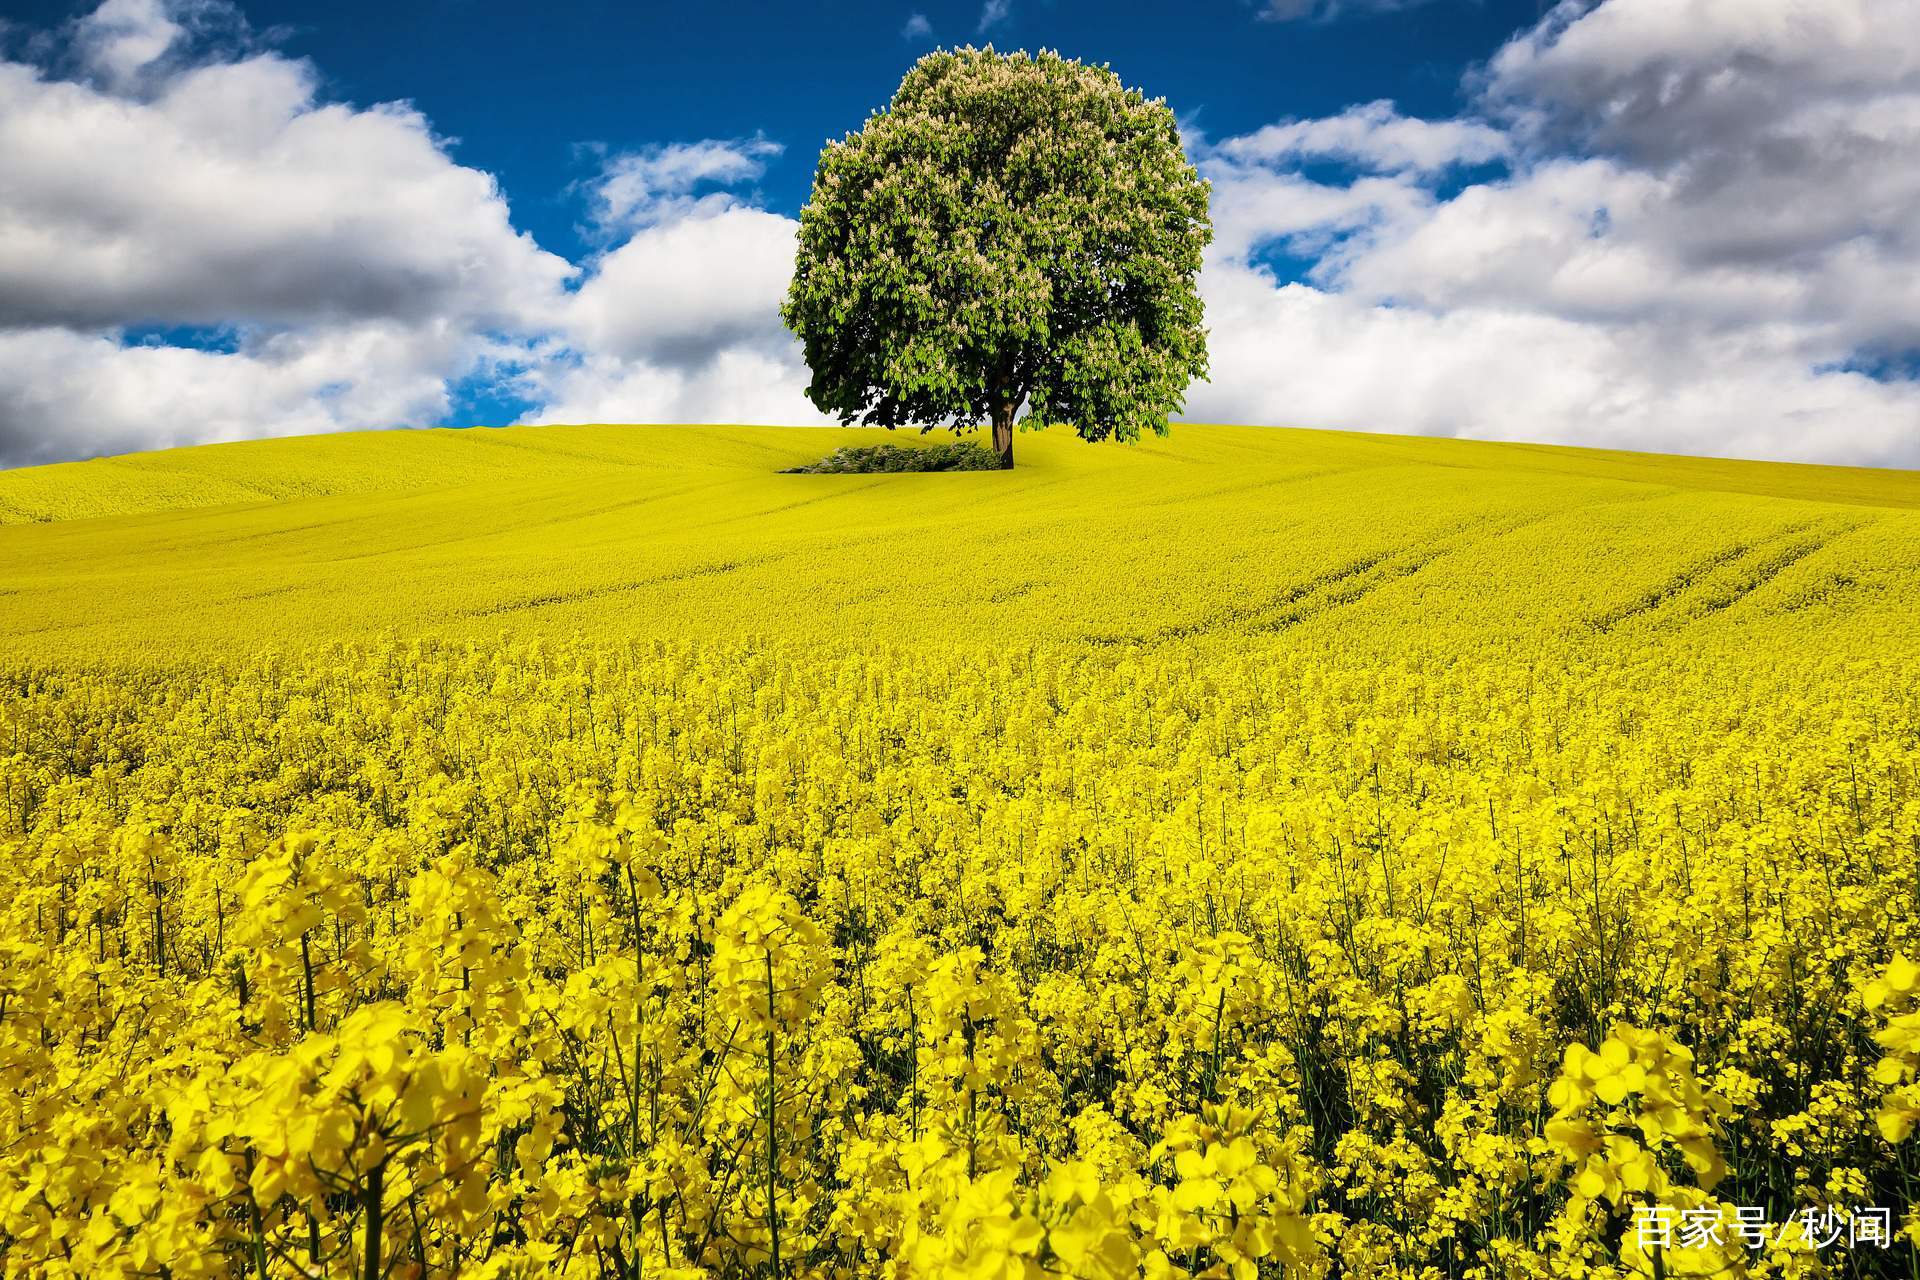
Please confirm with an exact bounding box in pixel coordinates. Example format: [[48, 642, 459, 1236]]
[[782, 47, 1212, 468]]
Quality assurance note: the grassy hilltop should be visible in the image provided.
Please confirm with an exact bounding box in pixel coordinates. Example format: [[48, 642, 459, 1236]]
[[1, 421, 1917, 661]]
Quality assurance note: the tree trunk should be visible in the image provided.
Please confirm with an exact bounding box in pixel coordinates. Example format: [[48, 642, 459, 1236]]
[[991, 402, 1015, 470]]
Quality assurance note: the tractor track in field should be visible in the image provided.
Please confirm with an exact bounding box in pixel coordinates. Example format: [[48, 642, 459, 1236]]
[[1587, 518, 1857, 631], [464, 554, 781, 618], [1691, 526, 1854, 616], [1081, 504, 1597, 647]]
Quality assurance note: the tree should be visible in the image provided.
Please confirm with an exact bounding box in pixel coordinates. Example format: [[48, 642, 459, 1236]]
[[782, 47, 1212, 469]]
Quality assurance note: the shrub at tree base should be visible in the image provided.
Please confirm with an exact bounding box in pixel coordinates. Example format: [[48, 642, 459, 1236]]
[[780, 440, 1007, 474]]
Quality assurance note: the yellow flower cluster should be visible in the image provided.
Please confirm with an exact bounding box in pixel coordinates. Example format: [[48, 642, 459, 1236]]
[[1548, 1025, 1729, 1204], [1864, 955, 1920, 1144], [1, 630, 1917, 1279], [1543, 1025, 1742, 1276]]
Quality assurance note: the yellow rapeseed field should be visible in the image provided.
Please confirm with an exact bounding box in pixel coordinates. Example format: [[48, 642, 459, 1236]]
[[2, 422, 1919, 1279]]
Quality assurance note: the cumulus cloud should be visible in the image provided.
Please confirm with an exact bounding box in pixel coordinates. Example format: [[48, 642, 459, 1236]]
[[1213, 100, 1510, 174], [1191, 0, 1920, 466], [524, 201, 823, 428], [588, 135, 783, 234], [567, 208, 797, 366], [0, 56, 569, 333], [72, 0, 196, 89], [1442, 0, 1920, 362], [977, 0, 1011, 34], [0, 322, 487, 468], [1187, 267, 1920, 467], [901, 12, 933, 40], [516, 141, 822, 430], [1482, 0, 1920, 164], [1203, 168, 1434, 266], [0, 0, 577, 465], [0, 2, 814, 466], [522, 346, 820, 430]]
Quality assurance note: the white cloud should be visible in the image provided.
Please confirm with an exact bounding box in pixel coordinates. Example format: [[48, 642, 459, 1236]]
[[1212, 100, 1510, 173], [0, 322, 474, 468], [1188, 265, 1920, 469], [524, 346, 823, 429], [589, 135, 783, 234], [0, 3, 817, 467], [72, 0, 193, 89], [567, 206, 799, 367], [902, 12, 933, 40], [1453, 0, 1920, 360], [0, 57, 570, 333], [1190, 0, 1920, 466], [0, 0, 581, 466], [1483, 0, 1920, 163], [514, 150, 823, 429], [1203, 167, 1433, 266], [978, 0, 1011, 34], [499, 144, 821, 431]]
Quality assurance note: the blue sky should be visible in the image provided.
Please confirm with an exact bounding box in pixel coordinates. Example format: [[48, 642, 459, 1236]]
[[1, 0, 1917, 468]]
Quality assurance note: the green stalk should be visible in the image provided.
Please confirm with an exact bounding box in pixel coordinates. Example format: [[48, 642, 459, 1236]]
[[765, 949, 781, 1279], [300, 929, 317, 1033], [362, 1158, 387, 1280], [908, 992, 920, 1141]]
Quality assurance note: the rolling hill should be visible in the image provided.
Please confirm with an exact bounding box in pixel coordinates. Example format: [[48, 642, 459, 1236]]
[[0, 422, 1916, 662]]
